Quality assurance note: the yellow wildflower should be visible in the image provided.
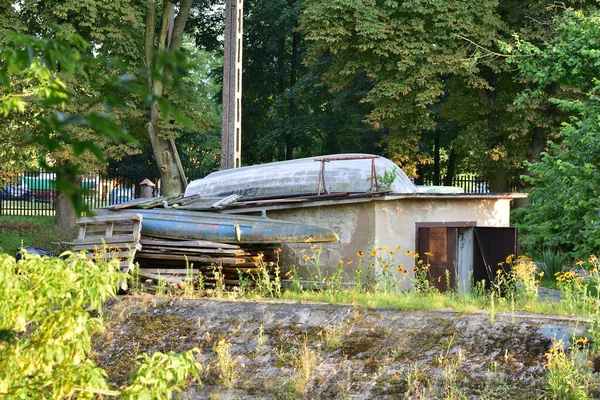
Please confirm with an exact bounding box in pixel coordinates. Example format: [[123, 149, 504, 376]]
[[576, 337, 589, 345]]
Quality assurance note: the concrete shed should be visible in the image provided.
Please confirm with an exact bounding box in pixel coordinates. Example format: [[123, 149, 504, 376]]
[[224, 192, 527, 292]]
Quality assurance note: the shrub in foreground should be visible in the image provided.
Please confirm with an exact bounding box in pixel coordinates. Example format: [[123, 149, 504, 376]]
[[0, 252, 201, 399]]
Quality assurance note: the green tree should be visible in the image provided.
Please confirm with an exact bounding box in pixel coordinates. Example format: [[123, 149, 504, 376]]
[[239, 0, 385, 165], [0, 30, 137, 226], [298, 0, 596, 188], [509, 8, 600, 257], [1, 0, 220, 225], [299, 0, 502, 176]]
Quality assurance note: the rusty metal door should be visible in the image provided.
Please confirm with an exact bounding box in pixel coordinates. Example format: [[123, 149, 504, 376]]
[[417, 227, 458, 292], [473, 227, 518, 287]]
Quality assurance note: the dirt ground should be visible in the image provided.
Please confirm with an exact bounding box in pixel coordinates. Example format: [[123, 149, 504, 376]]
[[93, 297, 591, 399]]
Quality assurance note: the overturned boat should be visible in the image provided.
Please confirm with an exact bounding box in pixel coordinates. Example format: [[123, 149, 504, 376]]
[[96, 208, 339, 244], [185, 154, 418, 200]]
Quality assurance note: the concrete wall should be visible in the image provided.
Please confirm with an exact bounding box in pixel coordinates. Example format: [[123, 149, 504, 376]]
[[228, 194, 520, 284]]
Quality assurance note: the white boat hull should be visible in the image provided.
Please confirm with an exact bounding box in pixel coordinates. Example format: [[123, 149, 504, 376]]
[[185, 154, 417, 199]]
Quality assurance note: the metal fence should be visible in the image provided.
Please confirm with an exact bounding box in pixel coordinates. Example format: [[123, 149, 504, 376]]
[[421, 174, 521, 193], [1, 170, 505, 217], [0, 170, 159, 217], [422, 174, 491, 194]]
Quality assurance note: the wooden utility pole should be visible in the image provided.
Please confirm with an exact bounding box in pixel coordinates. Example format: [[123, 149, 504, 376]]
[[221, 0, 243, 170]]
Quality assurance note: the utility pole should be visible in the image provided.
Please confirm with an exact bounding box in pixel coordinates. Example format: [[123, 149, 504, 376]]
[[221, 0, 243, 170]]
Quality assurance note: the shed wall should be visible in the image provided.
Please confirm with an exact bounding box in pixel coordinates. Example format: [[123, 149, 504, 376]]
[[243, 196, 513, 284]]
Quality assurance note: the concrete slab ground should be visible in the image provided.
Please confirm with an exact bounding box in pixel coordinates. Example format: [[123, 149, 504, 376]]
[[93, 297, 591, 399]]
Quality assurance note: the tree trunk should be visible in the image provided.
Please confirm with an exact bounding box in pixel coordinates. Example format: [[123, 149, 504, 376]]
[[477, 87, 510, 192], [444, 148, 457, 186], [433, 130, 440, 186], [54, 173, 81, 231], [489, 165, 508, 193], [276, 34, 287, 161], [145, 0, 192, 196], [285, 29, 299, 160]]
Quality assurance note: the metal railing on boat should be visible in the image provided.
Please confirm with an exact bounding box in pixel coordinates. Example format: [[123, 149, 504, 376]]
[[314, 155, 380, 195]]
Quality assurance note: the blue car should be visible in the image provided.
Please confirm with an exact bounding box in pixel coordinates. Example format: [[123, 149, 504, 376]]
[[1, 185, 37, 202]]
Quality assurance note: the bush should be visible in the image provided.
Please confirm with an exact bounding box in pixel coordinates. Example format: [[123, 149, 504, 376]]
[[0, 252, 201, 399]]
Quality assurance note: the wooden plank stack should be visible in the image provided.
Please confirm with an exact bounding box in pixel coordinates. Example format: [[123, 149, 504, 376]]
[[73, 213, 142, 273], [135, 238, 278, 288], [72, 213, 279, 290]]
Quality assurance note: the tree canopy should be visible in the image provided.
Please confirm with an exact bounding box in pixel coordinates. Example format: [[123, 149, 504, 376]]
[[234, 0, 596, 189], [509, 8, 600, 258], [3, 0, 600, 258], [1, 0, 222, 224]]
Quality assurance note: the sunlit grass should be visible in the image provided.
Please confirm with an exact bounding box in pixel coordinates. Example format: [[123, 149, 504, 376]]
[[0, 216, 76, 255], [280, 288, 591, 317]]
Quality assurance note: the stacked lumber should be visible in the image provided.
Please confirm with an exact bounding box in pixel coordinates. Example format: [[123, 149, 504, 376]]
[[134, 237, 279, 288], [73, 213, 142, 273]]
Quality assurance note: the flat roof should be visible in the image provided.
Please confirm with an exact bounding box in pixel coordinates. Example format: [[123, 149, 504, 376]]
[[222, 192, 528, 214]]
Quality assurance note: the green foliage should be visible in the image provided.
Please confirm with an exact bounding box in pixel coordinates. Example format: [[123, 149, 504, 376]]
[[300, 0, 502, 171], [121, 349, 203, 400], [0, 31, 135, 213], [538, 249, 571, 278], [1, 0, 220, 211], [0, 252, 202, 398], [509, 9, 600, 258], [375, 168, 399, 191], [544, 339, 595, 400], [0, 252, 120, 398]]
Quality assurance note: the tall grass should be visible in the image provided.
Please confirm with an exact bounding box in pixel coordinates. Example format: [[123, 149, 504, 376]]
[[537, 248, 570, 278]]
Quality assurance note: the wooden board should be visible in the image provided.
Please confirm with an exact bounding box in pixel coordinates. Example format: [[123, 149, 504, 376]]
[[137, 271, 185, 285], [139, 238, 240, 249], [134, 252, 246, 265], [138, 247, 247, 256]]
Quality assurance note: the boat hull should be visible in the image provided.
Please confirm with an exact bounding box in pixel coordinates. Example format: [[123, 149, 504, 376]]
[[96, 208, 339, 244], [185, 154, 417, 199]]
